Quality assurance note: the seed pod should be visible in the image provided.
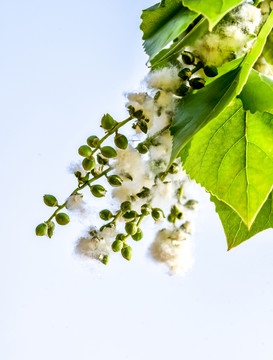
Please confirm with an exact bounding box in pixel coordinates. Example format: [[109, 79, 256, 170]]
[[112, 239, 124, 252], [182, 51, 195, 65], [132, 228, 143, 241], [137, 120, 148, 134], [167, 214, 176, 223], [123, 211, 138, 220], [137, 187, 151, 199], [35, 223, 48, 236], [125, 221, 138, 235], [101, 146, 117, 158], [47, 221, 55, 238], [168, 162, 180, 174], [204, 65, 218, 78], [141, 204, 151, 216], [184, 199, 198, 210], [108, 175, 123, 187], [90, 184, 107, 198], [178, 68, 192, 80], [189, 77, 206, 90], [134, 109, 144, 120], [43, 194, 58, 207], [121, 201, 132, 212], [151, 208, 165, 221], [82, 157, 95, 171], [115, 233, 126, 241], [101, 255, 109, 265], [56, 213, 70, 225], [99, 209, 113, 221], [87, 135, 99, 148], [136, 142, 149, 154], [121, 246, 133, 261], [114, 133, 128, 149], [101, 113, 117, 130], [97, 154, 108, 165], [78, 145, 92, 158], [176, 84, 190, 97]]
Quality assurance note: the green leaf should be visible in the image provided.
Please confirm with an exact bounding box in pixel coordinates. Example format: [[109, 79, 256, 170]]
[[239, 69, 273, 113], [180, 98, 273, 227], [182, 0, 244, 30], [211, 192, 273, 250], [170, 11, 273, 163]]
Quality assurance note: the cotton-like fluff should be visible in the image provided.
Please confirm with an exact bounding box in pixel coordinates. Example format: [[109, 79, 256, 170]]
[[68, 161, 87, 177], [146, 66, 182, 92], [150, 181, 177, 208], [231, 3, 262, 34], [126, 92, 156, 121], [149, 132, 172, 165], [254, 56, 273, 76], [150, 228, 194, 276], [66, 194, 85, 212]]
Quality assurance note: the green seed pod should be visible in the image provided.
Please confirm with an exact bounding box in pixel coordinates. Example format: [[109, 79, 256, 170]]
[[78, 145, 92, 158], [168, 162, 180, 174], [151, 208, 165, 221], [99, 209, 113, 221], [97, 154, 108, 165], [184, 199, 198, 210], [101, 255, 109, 265], [108, 175, 123, 187], [112, 239, 124, 252], [132, 228, 143, 241], [47, 221, 55, 238], [137, 120, 148, 134], [82, 157, 95, 171], [136, 142, 149, 154], [87, 135, 99, 148], [141, 204, 151, 216], [204, 65, 218, 78], [182, 51, 195, 65], [125, 221, 138, 235], [137, 187, 151, 199], [101, 146, 117, 158], [116, 233, 126, 241], [101, 113, 117, 130], [189, 77, 206, 90], [134, 109, 144, 120], [178, 68, 192, 80], [176, 84, 190, 97], [90, 184, 107, 198], [43, 194, 58, 207], [56, 213, 70, 225], [167, 214, 176, 223], [35, 223, 48, 236], [121, 246, 133, 261], [114, 133, 128, 149], [123, 210, 138, 220], [121, 201, 132, 212]]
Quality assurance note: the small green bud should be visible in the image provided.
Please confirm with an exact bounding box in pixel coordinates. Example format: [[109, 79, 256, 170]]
[[82, 157, 95, 171], [97, 154, 108, 165], [90, 184, 107, 198], [56, 213, 70, 225], [108, 174, 123, 187], [125, 221, 138, 235], [78, 145, 92, 158], [178, 68, 192, 80], [167, 214, 176, 223], [189, 77, 206, 90], [176, 84, 190, 97], [123, 210, 138, 220], [157, 171, 168, 182], [184, 199, 198, 210], [101, 146, 117, 158], [87, 135, 99, 148], [168, 162, 180, 174], [121, 201, 132, 212], [47, 221, 55, 238], [116, 233, 126, 241], [204, 65, 218, 78], [112, 239, 124, 252], [136, 142, 149, 154], [182, 51, 195, 65], [35, 223, 48, 236], [137, 187, 151, 199], [134, 109, 144, 120], [121, 246, 133, 261], [99, 209, 113, 221], [141, 203, 151, 216], [101, 114, 117, 130], [137, 120, 148, 134], [114, 133, 128, 149], [43, 194, 58, 207], [101, 255, 109, 265], [132, 228, 143, 241], [151, 208, 165, 221]]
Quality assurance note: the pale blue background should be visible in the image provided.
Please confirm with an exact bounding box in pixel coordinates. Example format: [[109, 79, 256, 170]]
[[1, 1, 273, 359]]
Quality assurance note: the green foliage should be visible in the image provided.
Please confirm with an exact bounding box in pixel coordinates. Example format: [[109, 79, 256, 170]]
[[211, 192, 273, 250], [180, 98, 273, 228], [182, 0, 244, 30]]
